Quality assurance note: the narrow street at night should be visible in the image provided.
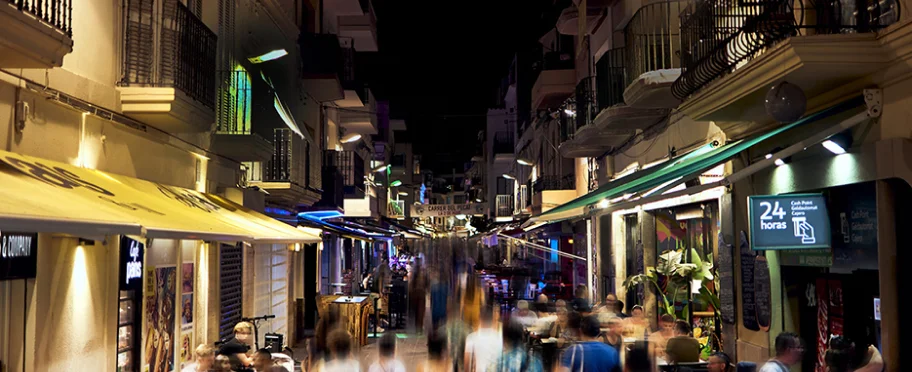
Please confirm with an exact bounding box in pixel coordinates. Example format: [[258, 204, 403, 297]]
[[1, 0, 910, 371]]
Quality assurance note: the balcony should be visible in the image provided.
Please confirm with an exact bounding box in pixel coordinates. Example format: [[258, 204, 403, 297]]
[[338, 89, 378, 135], [495, 194, 514, 221], [118, 0, 216, 133], [531, 175, 577, 215], [673, 0, 899, 124], [338, 0, 378, 52], [300, 33, 345, 102], [493, 131, 515, 162], [387, 199, 405, 220], [212, 70, 274, 162], [531, 31, 577, 110], [315, 165, 345, 212], [621, 0, 686, 109], [324, 150, 366, 199], [249, 129, 321, 208], [559, 52, 640, 158], [0, 0, 73, 68]]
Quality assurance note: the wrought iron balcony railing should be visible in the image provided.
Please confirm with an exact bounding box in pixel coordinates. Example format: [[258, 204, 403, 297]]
[[265, 129, 309, 186], [624, 0, 686, 88], [496, 194, 514, 217], [9, 0, 72, 37], [575, 76, 598, 130], [121, 0, 217, 108], [324, 150, 365, 198], [672, 0, 901, 99], [595, 48, 627, 110], [532, 175, 576, 193], [493, 131, 515, 154]]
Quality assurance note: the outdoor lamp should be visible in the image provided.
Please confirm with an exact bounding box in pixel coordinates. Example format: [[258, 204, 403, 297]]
[[372, 164, 389, 173], [765, 81, 807, 123], [248, 49, 288, 64], [341, 133, 361, 143], [398, 191, 408, 196], [564, 108, 576, 117], [822, 131, 853, 155], [516, 158, 533, 166], [502, 173, 516, 180], [390, 180, 403, 187]]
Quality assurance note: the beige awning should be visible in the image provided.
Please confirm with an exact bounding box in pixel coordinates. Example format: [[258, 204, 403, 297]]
[[0, 149, 320, 243]]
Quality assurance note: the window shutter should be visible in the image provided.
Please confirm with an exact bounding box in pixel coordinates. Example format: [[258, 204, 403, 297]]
[[219, 242, 244, 340]]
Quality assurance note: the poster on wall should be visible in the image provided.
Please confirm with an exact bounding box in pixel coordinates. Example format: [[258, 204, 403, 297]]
[[181, 263, 194, 332], [180, 331, 193, 370], [145, 266, 176, 372], [740, 231, 760, 331]]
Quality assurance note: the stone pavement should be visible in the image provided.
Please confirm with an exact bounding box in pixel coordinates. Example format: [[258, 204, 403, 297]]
[[358, 332, 429, 371]]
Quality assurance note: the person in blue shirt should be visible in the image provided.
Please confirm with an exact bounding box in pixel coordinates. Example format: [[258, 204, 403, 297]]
[[488, 320, 544, 372], [558, 315, 621, 372]]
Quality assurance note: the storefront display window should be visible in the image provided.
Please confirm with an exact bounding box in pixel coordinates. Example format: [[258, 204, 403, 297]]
[[654, 202, 720, 358], [117, 290, 139, 372]]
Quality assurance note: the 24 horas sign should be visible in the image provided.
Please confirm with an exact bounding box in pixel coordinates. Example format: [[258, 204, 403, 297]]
[[410, 203, 486, 217]]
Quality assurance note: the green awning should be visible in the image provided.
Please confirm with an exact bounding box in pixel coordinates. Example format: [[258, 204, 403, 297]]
[[539, 96, 865, 218]]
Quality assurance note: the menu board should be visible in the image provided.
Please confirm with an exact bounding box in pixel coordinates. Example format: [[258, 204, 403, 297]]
[[754, 256, 772, 331], [717, 232, 736, 324], [748, 194, 831, 250], [739, 231, 760, 331], [833, 183, 878, 270]]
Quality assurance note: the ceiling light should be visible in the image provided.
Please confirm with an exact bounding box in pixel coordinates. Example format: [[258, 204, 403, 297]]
[[764, 153, 773, 159], [341, 133, 361, 143], [372, 164, 389, 172], [516, 158, 533, 166], [502, 174, 515, 180], [398, 191, 408, 196], [564, 109, 576, 116], [248, 49, 288, 64], [390, 180, 403, 187], [774, 158, 785, 166], [598, 199, 609, 209], [821, 140, 846, 155]]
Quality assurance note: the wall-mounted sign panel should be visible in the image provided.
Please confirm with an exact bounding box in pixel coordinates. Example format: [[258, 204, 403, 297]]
[[0, 230, 38, 280], [410, 203, 486, 217], [748, 194, 831, 250], [119, 236, 145, 290]]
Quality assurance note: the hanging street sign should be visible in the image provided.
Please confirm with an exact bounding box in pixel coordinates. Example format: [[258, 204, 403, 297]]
[[410, 203, 486, 217], [748, 194, 831, 250]]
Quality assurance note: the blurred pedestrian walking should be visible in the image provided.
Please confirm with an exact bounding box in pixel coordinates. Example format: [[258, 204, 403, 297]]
[[488, 320, 543, 372], [465, 306, 503, 372], [368, 333, 406, 372], [558, 315, 620, 372]]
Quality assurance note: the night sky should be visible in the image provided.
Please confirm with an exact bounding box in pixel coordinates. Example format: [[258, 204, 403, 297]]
[[361, 0, 556, 174]]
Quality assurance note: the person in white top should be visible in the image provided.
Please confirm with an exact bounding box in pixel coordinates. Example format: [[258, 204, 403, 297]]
[[759, 332, 805, 372], [369, 333, 407, 372], [512, 300, 539, 328], [319, 330, 362, 372], [464, 306, 504, 372]]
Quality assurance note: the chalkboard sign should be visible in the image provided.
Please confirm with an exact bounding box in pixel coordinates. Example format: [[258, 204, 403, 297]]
[[740, 231, 760, 331], [748, 194, 831, 250], [717, 232, 736, 324], [754, 255, 772, 331]]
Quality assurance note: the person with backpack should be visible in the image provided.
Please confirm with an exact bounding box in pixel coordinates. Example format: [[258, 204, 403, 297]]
[[489, 320, 543, 372], [558, 315, 620, 372]]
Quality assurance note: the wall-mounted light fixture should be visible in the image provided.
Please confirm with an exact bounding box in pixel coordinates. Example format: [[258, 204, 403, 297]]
[[341, 133, 362, 143], [248, 49, 288, 64]]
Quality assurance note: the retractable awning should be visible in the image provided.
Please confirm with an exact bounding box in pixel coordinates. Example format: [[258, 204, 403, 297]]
[[0, 150, 321, 243], [535, 95, 869, 221]]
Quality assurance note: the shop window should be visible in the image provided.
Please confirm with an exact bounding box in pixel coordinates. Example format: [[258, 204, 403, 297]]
[[219, 243, 244, 340], [653, 202, 719, 352], [117, 290, 140, 372]]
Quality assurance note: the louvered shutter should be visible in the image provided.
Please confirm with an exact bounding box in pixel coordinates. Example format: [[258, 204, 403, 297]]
[[219, 242, 244, 340]]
